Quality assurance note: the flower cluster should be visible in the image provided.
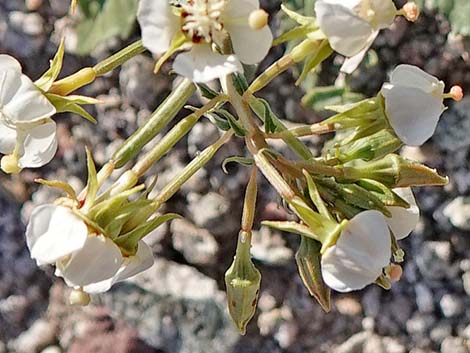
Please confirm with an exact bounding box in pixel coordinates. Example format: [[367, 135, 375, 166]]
[[2, 0, 464, 335]]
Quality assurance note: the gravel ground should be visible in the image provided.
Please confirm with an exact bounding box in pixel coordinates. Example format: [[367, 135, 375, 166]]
[[1, 1, 470, 353]]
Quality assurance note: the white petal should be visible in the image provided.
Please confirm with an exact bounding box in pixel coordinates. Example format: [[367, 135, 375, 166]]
[[0, 66, 22, 108], [173, 45, 243, 83], [370, 0, 397, 29], [82, 240, 154, 293], [17, 120, 58, 168], [225, 0, 260, 17], [340, 33, 376, 74], [386, 187, 420, 240], [26, 205, 88, 266], [2, 75, 56, 123], [390, 65, 444, 94], [137, 0, 179, 55], [226, 24, 273, 65], [56, 235, 123, 287], [381, 84, 445, 146], [321, 210, 391, 292], [315, 0, 374, 57], [0, 120, 17, 154], [0, 55, 22, 72]]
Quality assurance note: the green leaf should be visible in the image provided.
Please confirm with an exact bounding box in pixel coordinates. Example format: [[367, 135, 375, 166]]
[[83, 147, 98, 210], [46, 93, 99, 123], [232, 73, 249, 95], [35, 39, 65, 92], [222, 156, 254, 174], [217, 109, 246, 137], [197, 83, 220, 100], [35, 178, 77, 201], [74, 0, 139, 55]]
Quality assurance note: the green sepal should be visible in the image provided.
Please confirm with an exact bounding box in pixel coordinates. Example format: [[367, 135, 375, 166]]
[[217, 109, 246, 137], [222, 156, 254, 174], [225, 231, 261, 335], [35, 39, 65, 92], [273, 25, 319, 46], [115, 213, 181, 255], [356, 179, 410, 208], [303, 170, 333, 221], [280, 4, 316, 26], [295, 236, 331, 312], [297, 40, 333, 84], [35, 178, 78, 202], [154, 31, 187, 74], [262, 220, 320, 241], [46, 93, 99, 124], [375, 274, 392, 290], [82, 147, 98, 210], [103, 200, 154, 239], [205, 111, 231, 131]]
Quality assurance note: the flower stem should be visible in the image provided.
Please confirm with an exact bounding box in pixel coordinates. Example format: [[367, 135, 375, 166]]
[[112, 79, 196, 168], [151, 131, 234, 209], [132, 94, 227, 176], [93, 40, 146, 76], [241, 167, 258, 232], [266, 122, 336, 139]]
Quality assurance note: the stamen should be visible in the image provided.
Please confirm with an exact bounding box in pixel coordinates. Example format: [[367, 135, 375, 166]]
[[181, 0, 226, 44], [449, 85, 464, 101], [399, 2, 420, 22], [385, 264, 403, 283], [248, 9, 269, 30], [69, 288, 91, 306], [1, 154, 21, 174]]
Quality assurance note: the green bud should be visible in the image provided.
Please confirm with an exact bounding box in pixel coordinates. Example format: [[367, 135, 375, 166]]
[[334, 129, 403, 163], [344, 154, 448, 188], [295, 236, 331, 312], [225, 231, 261, 335]]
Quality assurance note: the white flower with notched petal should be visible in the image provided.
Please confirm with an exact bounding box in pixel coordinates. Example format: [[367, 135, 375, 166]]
[[385, 187, 419, 240], [0, 55, 57, 173], [137, 0, 273, 83], [321, 210, 391, 292], [26, 204, 154, 294], [314, 0, 397, 74], [381, 65, 446, 146]]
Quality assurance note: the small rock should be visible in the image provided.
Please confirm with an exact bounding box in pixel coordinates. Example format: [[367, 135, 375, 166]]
[[415, 283, 434, 313], [171, 218, 219, 266], [8, 11, 44, 36], [416, 241, 452, 280], [443, 197, 470, 230], [40, 346, 62, 353], [441, 337, 468, 353], [335, 296, 362, 316], [439, 294, 464, 318], [333, 331, 369, 353], [188, 122, 220, 157], [251, 227, 293, 265], [430, 322, 452, 344], [406, 313, 435, 335], [363, 335, 385, 353], [25, 0, 43, 11], [381, 337, 406, 353], [8, 319, 58, 353], [362, 287, 381, 318]]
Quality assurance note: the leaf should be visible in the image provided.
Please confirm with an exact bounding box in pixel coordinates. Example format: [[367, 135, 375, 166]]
[[35, 178, 77, 201], [222, 156, 254, 174], [35, 39, 65, 92], [281, 4, 316, 26], [74, 0, 139, 55], [197, 83, 220, 100], [232, 73, 249, 95], [217, 109, 246, 137], [83, 147, 98, 210]]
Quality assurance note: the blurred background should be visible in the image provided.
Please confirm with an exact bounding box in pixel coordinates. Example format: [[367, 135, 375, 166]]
[[0, 0, 469, 352]]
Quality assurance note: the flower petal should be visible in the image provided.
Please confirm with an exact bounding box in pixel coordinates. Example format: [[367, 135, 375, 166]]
[[0, 55, 22, 72], [17, 120, 58, 168], [386, 187, 420, 240], [315, 0, 374, 57], [340, 32, 377, 74], [225, 0, 260, 17], [26, 205, 88, 266], [82, 240, 154, 293], [321, 210, 391, 292], [137, 0, 179, 55], [56, 235, 123, 287], [173, 45, 243, 83], [370, 0, 397, 29], [0, 120, 17, 154], [390, 64, 444, 93], [381, 83, 445, 146], [2, 74, 56, 123], [226, 24, 273, 65]]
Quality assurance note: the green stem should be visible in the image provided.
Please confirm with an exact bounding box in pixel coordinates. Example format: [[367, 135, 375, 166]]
[[266, 122, 336, 139], [112, 79, 196, 168], [152, 131, 234, 209], [241, 167, 257, 232], [132, 94, 227, 176], [93, 40, 146, 76]]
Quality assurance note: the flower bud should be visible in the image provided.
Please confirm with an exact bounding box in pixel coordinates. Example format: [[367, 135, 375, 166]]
[[295, 236, 331, 312], [249, 9, 269, 30], [1, 154, 22, 174], [225, 231, 261, 335], [335, 129, 403, 163], [344, 154, 448, 188], [450, 85, 464, 102], [69, 288, 91, 306]]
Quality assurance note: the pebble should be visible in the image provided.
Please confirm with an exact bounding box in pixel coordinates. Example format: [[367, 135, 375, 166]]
[[415, 283, 434, 313], [439, 294, 464, 318], [8, 11, 43, 36], [430, 322, 453, 344], [335, 296, 363, 316], [416, 241, 452, 280], [8, 319, 57, 353], [40, 346, 62, 353], [440, 336, 468, 353], [443, 197, 470, 230]]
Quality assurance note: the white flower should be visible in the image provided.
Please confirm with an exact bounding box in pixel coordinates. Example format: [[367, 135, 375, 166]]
[[26, 204, 154, 294], [385, 187, 420, 240], [315, 0, 397, 73], [321, 210, 391, 292], [0, 55, 57, 171], [137, 0, 273, 82], [381, 65, 446, 146]]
